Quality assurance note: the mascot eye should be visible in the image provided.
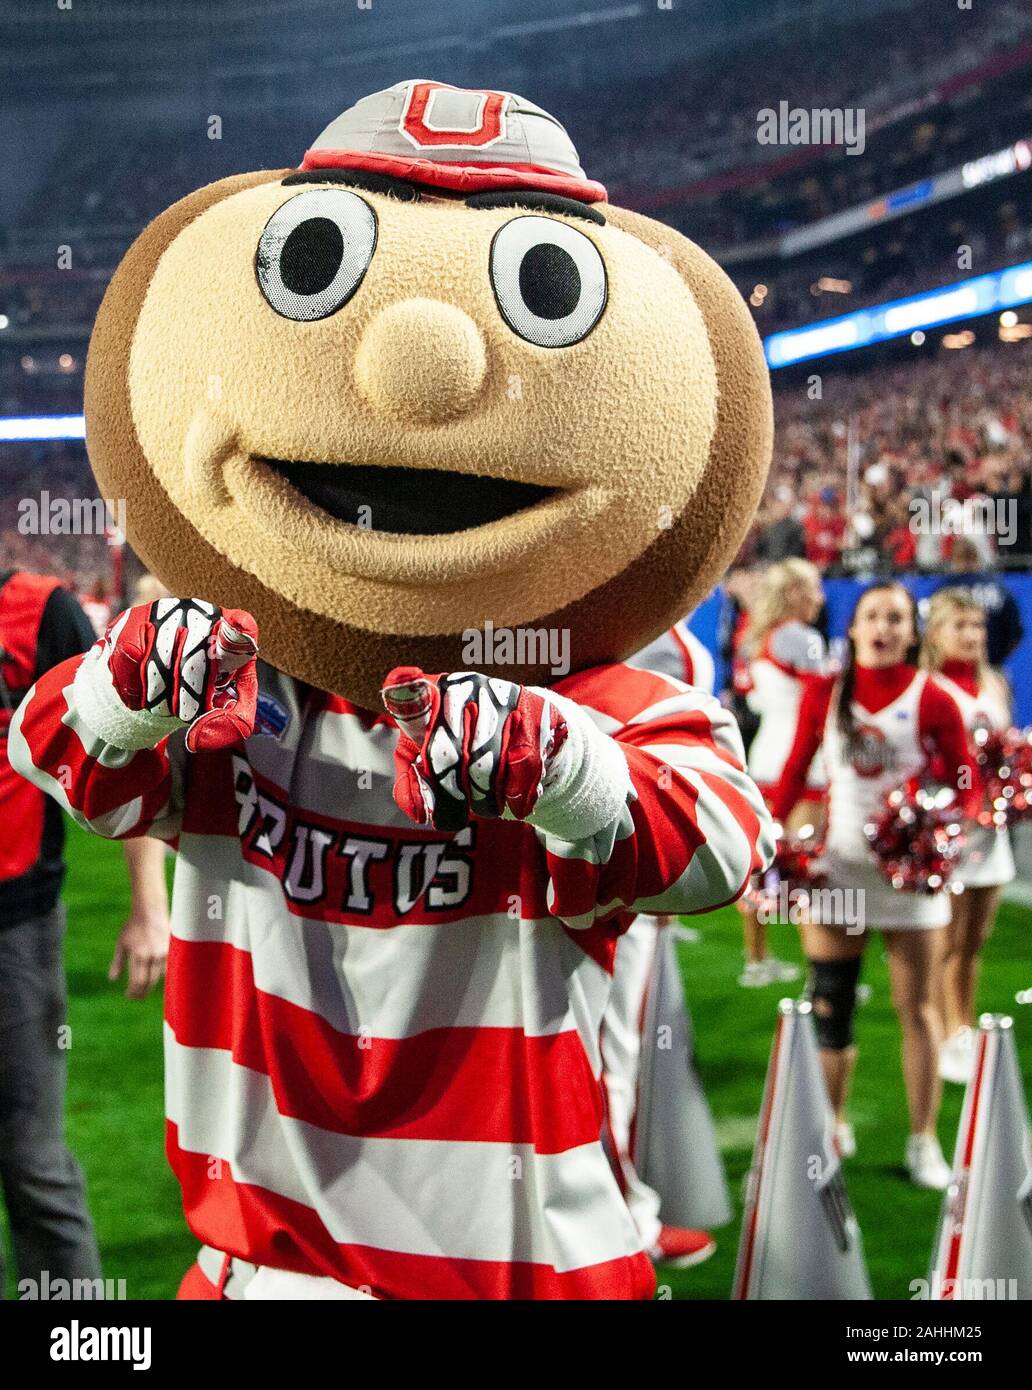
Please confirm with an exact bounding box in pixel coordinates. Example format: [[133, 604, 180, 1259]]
[[255, 189, 377, 321], [489, 215, 607, 347]]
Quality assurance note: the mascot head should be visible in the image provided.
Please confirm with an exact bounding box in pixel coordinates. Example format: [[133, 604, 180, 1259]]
[[86, 80, 772, 708]]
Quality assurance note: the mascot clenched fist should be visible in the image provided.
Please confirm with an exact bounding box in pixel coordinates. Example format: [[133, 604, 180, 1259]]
[[12, 81, 775, 1300]]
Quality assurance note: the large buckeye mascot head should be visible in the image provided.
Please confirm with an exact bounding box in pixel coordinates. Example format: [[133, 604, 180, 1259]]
[[85, 80, 772, 709]]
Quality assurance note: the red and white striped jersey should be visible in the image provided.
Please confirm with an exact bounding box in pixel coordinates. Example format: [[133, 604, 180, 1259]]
[[627, 619, 715, 694], [932, 663, 1010, 742], [10, 653, 774, 1301], [932, 661, 1015, 889]]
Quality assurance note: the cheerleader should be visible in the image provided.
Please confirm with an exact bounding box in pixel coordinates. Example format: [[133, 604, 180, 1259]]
[[739, 559, 828, 987], [771, 582, 980, 1189], [920, 588, 1016, 1085]]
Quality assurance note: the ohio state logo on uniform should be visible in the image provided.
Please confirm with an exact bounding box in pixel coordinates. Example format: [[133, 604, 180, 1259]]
[[846, 723, 893, 778]]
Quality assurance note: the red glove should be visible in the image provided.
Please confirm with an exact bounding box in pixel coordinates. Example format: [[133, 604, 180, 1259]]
[[100, 598, 258, 752], [381, 666, 568, 832]]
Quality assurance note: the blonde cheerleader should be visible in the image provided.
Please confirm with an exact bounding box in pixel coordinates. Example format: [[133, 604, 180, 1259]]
[[740, 559, 828, 987], [921, 588, 1015, 1084]]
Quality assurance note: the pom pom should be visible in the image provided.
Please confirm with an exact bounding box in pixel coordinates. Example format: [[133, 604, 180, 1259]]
[[748, 820, 826, 916], [972, 725, 1032, 831], [863, 779, 966, 895]]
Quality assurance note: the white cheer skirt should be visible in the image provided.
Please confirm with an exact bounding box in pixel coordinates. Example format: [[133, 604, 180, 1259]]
[[955, 825, 1016, 890], [811, 852, 952, 931]]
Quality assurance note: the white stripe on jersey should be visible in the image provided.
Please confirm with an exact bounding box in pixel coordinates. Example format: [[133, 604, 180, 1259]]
[[166, 1030, 642, 1272]]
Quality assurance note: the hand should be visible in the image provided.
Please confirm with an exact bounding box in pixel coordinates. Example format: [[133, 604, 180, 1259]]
[[381, 666, 568, 832], [108, 906, 170, 1000], [100, 598, 258, 752]]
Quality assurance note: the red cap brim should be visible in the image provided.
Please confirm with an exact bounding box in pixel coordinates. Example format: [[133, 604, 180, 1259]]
[[300, 147, 608, 204]]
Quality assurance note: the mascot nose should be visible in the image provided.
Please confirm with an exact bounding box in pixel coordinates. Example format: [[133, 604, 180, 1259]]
[[355, 299, 487, 425]]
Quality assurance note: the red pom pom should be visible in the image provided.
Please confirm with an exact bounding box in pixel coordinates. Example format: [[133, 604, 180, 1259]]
[[973, 725, 1032, 831], [863, 778, 966, 895], [748, 821, 826, 915]]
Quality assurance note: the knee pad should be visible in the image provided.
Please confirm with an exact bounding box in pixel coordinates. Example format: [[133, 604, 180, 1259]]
[[808, 957, 862, 1050]]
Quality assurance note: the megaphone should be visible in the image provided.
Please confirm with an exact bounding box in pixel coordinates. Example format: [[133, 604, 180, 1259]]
[[929, 1014, 1032, 1300], [733, 999, 872, 1300]]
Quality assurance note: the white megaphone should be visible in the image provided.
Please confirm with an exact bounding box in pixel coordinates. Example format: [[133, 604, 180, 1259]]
[[634, 924, 731, 1229], [733, 999, 872, 1300], [929, 1014, 1032, 1301]]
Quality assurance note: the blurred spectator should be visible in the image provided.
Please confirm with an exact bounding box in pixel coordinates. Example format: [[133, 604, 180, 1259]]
[[803, 487, 847, 569], [751, 343, 1032, 575], [940, 536, 1025, 666], [79, 577, 113, 637], [717, 564, 765, 752], [756, 485, 807, 563]]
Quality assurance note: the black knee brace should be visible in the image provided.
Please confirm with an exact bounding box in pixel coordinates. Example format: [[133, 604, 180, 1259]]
[[808, 957, 862, 1050]]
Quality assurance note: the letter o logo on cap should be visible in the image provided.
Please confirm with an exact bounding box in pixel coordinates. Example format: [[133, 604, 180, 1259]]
[[400, 81, 508, 149]]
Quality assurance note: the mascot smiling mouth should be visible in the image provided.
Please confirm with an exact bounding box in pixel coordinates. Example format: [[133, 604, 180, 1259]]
[[260, 458, 555, 535]]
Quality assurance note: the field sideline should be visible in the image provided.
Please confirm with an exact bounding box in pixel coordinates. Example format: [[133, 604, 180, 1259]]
[[2, 819, 1030, 1300]]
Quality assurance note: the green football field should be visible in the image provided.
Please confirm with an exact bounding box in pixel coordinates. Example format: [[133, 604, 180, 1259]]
[[3, 819, 1030, 1300]]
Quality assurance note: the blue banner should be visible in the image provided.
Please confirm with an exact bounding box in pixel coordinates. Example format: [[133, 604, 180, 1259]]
[[689, 574, 1032, 725]]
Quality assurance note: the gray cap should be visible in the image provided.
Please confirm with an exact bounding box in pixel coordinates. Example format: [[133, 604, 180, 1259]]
[[301, 80, 607, 204]]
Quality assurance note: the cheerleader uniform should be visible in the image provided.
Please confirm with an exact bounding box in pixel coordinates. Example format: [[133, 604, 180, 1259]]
[[747, 620, 827, 807], [932, 660, 1015, 891], [772, 663, 980, 930]]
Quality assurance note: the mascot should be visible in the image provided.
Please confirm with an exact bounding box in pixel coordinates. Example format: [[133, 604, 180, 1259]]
[[12, 80, 775, 1300]]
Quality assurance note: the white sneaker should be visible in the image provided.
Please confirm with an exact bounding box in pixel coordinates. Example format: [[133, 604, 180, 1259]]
[[835, 1121, 857, 1159], [738, 957, 801, 987], [766, 957, 801, 983], [671, 924, 701, 944], [738, 959, 772, 987], [738, 960, 768, 987], [939, 1027, 975, 1085], [906, 1134, 951, 1190]]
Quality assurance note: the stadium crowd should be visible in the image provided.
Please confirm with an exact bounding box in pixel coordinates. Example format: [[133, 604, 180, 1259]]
[[746, 345, 1032, 574], [0, 442, 138, 615], [2, 341, 1029, 603], [3, 0, 1027, 251], [566, 0, 1032, 201]]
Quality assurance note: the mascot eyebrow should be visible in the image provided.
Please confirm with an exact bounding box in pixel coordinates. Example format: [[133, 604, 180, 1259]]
[[464, 190, 606, 224], [281, 168, 423, 200], [280, 168, 605, 224]]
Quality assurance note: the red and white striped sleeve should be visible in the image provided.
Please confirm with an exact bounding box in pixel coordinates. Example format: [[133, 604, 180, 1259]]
[[8, 651, 185, 841], [528, 663, 776, 929], [626, 619, 715, 695]]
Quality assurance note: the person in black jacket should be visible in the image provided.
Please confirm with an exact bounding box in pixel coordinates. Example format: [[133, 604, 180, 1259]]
[[756, 486, 807, 565], [943, 539, 1025, 668]]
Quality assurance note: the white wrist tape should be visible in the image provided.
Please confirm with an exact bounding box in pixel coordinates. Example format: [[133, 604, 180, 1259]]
[[73, 646, 184, 751], [527, 689, 632, 842]]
